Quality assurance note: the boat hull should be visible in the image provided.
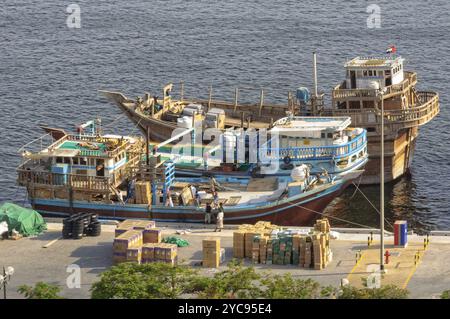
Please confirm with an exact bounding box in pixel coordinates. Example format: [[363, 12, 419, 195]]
[[359, 127, 417, 184], [29, 176, 355, 226]]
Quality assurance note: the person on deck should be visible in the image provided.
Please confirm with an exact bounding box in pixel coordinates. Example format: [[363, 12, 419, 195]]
[[215, 203, 224, 232], [212, 191, 219, 208]]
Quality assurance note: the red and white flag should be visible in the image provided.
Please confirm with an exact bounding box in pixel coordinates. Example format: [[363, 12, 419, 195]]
[[386, 45, 397, 54]]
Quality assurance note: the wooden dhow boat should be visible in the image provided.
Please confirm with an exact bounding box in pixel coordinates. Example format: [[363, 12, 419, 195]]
[[101, 53, 438, 184], [17, 126, 363, 226]]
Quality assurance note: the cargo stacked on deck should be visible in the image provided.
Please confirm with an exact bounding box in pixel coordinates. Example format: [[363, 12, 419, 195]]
[[113, 219, 177, 265], [203, 238, 221, 268], [134, 181, 152, 204], [232, 219, 333, 269]]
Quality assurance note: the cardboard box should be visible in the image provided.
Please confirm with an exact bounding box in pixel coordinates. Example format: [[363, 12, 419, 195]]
[[143, 228, 162, 244], [115, 219, 156, 237], [203, 238, 220, 249], [113, 230, 143, 253], [203, 239, 221, 268], [126, 247, 142, 264], [304, 242, 312, 268], [233, 231, 246, 258], [135, 181, 152, 204]]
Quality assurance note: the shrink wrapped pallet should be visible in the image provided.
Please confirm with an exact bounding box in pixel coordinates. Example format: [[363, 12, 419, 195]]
[[266, 239, 273, 265], [245, 232, 262, 258], [259, 237, 268, 264], [292, 235, 301, 265], [299, 236, 307, 266]]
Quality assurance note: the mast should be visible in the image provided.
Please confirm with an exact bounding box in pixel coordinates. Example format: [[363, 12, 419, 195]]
[[312, 52, 318, 115]]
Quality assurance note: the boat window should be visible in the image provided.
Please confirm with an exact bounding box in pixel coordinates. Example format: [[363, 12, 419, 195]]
[[73, 158, 79, 165], [368, 70, 373, 76], [363, 70, 368, 77], [385, 70, 391, 75], [79, 157, 87, 165], [327, 133, 333, 138], [367, 127, 376, 132], [56, 157, 63, 164], [321, 133, 325, 139], [63, 157, 71, 164], [351, 155, 357, 162]]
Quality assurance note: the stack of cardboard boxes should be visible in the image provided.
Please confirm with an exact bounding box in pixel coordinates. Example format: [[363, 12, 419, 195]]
[[232, 219, 332, 270], [203, 238, 221, 268], [113, 219, 177, 265], [114, 220, 156, 237], [233, 222, 278, 261], [113, 230, 143, 263], [142, 243, 178, 265]]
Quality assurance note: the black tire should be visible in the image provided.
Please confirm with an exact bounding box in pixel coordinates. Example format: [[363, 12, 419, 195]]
[[87, 221, 101, 237]]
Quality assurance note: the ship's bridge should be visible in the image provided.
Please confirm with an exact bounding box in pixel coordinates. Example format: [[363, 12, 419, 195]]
[[344, 56, 405, 89]]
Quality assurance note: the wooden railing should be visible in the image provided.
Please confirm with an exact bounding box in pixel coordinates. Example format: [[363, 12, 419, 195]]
[[17, 169, 110, 192], [323, 91, 439, 128], [332, 71, 417, 100]]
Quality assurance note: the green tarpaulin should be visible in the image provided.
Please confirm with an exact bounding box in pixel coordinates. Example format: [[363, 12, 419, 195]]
[[0, 203, 47, 236], [162, 236, 190, 247]]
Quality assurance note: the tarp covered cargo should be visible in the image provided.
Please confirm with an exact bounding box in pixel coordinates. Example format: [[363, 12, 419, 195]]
[[0, 203, 47, 236]]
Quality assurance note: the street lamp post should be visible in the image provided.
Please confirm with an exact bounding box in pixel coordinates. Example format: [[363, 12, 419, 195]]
[[0, 266, 14, 299], [378, 89, 386, 273]]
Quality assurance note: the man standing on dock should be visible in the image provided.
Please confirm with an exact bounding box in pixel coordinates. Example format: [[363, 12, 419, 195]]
[[215, 203, 224, 232]]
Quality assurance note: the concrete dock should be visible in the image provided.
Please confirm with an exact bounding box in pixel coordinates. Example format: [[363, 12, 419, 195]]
[[1, 221, 449, 299]]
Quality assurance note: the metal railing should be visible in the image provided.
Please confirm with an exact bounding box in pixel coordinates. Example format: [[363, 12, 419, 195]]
[[263, 130, 367, 161]]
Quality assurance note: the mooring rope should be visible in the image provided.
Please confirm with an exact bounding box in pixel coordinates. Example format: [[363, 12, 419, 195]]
[[102, 112, 126, 129], [352, 182, 394, 230], [284, 198, 381, 230]]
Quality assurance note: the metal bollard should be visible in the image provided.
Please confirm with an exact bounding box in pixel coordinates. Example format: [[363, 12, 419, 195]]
[[370, 232, 373, 244], [368, 236, 371, 247]]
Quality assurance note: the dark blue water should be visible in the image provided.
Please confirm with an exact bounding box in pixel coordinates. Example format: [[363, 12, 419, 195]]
[[1, 0, 448, 230]]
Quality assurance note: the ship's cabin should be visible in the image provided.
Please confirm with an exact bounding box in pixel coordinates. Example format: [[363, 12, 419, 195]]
[[18, 133, 143, 187], [270, 116, 356, 148], [344, 56, 405, 89]]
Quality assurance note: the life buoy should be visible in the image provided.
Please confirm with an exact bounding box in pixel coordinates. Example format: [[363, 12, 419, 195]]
[[283, 156, 291, 165]]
